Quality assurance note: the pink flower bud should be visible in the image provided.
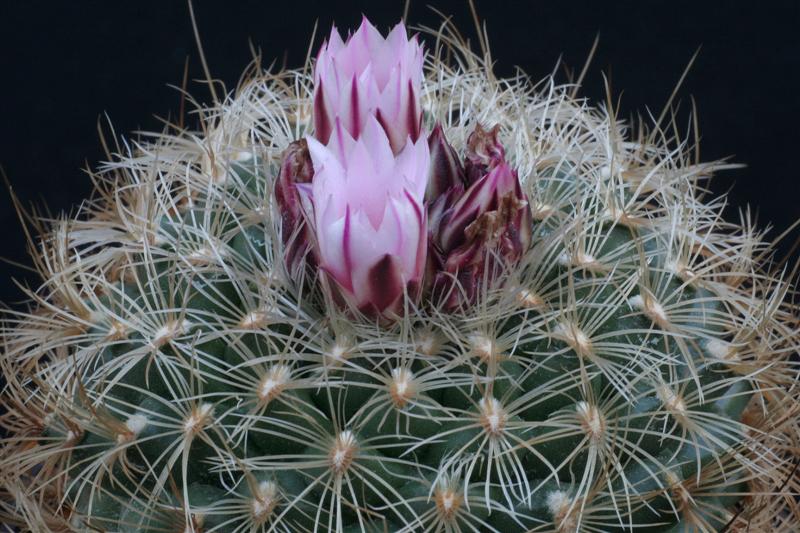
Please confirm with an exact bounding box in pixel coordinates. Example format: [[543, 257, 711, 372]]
[[314, 17, 424, 154], [274, 140, 315, 275], [303, 116, 430, 315]]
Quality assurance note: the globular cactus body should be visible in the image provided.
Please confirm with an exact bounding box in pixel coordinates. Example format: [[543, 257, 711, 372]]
[[1, 16, 799, 533]]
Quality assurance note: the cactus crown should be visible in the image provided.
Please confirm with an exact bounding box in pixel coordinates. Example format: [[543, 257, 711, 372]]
[[1, 16, 799, 533]]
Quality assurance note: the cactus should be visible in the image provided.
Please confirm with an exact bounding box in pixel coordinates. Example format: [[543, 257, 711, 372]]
[[1, 15, 799, 533]]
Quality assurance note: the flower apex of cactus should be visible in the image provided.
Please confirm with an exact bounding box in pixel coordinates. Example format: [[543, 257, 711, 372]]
[[314, 17, 424, 154]]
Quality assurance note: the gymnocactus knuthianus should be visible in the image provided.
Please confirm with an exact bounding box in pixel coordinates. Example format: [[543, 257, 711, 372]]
[[1, 15, 799, 533]]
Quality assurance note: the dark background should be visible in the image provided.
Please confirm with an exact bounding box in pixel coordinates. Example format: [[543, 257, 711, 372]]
[[0, 0, 798, 305]]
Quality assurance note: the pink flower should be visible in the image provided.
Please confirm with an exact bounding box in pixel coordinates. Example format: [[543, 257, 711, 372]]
[[314, 17, 424, 154], [302, 116, 430, 314]]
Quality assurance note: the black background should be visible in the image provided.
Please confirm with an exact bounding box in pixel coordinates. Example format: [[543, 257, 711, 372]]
[[1, 1, 799, 305]]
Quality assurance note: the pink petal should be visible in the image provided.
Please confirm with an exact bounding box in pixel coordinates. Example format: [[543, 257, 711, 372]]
[[360, 115, 395, 176], [326, 27, 345, 54], [318, 208, 351, 290], [344, 139, 386, 228], [391, 134, 425, 200]]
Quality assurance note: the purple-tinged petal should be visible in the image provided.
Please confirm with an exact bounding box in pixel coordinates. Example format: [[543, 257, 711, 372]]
[[349, 76, 362, 139], [340, 206, 354, 290], [317, 208, 352, 292], [438, 165, 512, 252], [360, 115, 396, 180], [314, 80, 332, 145], [426, 124, 466, 202], [363, 254, 404, 313], [406, 78, 421, 143], [274, 140, 317, 275], [403, 189, 428, 284]]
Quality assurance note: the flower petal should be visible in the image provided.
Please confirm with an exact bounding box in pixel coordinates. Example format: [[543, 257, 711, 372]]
[[363, 254, 404, 313]]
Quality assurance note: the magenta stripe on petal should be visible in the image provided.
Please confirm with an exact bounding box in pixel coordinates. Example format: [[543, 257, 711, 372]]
[[374, 108, 396, 152], [314, 80, 331, 144], [340, 206, 354, 292], [404, 188, 427, 278], [350, 76, 361, 139], [406, 79, 420, 142], [365, 254, 404, 312]]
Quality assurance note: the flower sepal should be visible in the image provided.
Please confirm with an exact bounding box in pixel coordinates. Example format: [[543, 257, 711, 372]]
[[274, 139, 315, 276]]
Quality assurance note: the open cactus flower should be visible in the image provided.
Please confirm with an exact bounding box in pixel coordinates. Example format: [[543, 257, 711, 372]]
[[1, 14, 799, 533], [302, 116, 429, 315]]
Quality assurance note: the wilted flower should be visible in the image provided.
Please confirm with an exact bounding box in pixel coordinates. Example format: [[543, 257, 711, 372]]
[[302, 116, 430, 314], [464, 123, 505, 184], [274, 139, 315, 275], [428, 124, 532, 309], [313, 17, 424, 154]]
